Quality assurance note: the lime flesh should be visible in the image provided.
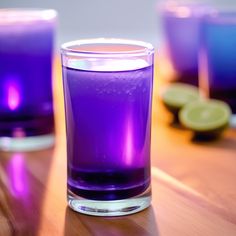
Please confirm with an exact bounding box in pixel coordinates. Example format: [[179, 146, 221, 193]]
[[179, 100, 231, 134], [161, 83, 200, 115]]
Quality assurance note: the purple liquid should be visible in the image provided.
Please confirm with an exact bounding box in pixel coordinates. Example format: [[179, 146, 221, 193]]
[[161, 4, 208, 86], [0, 22, 55, 137], [63, 65, 153, 200]]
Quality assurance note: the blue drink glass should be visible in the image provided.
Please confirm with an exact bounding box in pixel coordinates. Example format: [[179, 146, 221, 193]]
[[0, 9, 57, 151], [200, 10, 236, 124]]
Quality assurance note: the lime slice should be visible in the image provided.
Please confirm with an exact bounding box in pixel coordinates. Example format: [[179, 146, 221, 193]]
[[161, 83, 200, 115], [179, 100, 231, 135]]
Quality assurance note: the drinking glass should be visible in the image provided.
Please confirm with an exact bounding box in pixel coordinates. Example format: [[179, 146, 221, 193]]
[[199, 9, 236, 124], [160, 1, 209, 86], [61, 38, 154, 216], [0, 9, 57, 151]]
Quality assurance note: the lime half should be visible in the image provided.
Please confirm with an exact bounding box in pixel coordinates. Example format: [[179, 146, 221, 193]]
[[179, 100, 231, 134], [161, 83, 200, 115]]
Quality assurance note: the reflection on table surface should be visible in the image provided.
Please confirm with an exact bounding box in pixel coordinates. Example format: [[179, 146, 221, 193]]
[[0, 57, 235, 235]]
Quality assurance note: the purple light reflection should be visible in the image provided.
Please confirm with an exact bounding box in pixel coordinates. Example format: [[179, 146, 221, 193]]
[[7, 83, 20, 110], [7, 153, 28, 198], [4, 77, 21, 111], [124, 117, 133, 166]]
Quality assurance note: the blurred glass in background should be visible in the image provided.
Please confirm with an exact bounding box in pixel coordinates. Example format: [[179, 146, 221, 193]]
[[199, 8, 236, 124], [0, 9, 57, 151], [158, 1, 210, 86]]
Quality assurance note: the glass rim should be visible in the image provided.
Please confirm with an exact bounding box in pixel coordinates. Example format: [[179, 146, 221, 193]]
[[0, 8, 57, 25], [159, 2, 212, 18], [61, 38, 155, 58]]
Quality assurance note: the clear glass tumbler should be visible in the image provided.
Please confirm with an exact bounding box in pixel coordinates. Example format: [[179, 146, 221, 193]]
[[0, 9, 57, 151], [61, 38, 154, 216]]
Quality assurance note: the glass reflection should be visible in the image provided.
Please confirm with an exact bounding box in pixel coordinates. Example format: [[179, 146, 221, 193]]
[[7, 153, 28, 198]]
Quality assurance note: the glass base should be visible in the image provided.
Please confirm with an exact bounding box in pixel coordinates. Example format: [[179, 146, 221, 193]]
[[0, 134, 55, 152], [230, 114, 236, 128], [68, 186, 151, 216]]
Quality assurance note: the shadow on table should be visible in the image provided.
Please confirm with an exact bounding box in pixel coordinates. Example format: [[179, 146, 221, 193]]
[[0, 147, 55, 235], [191, 134, 236, 152], [64, 206, 159, 236]]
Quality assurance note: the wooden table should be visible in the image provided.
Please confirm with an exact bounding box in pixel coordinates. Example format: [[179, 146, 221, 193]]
[[0, 57, 236, 235]]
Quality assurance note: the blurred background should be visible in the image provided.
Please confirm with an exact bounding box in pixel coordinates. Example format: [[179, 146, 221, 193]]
[[1, 0, 236, 47], [0, 0, 159, 47]]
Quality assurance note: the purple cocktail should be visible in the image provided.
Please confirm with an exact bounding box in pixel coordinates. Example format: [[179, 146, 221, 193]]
[[160, 2, 209, 86], [0, 9, 57, 151], [61, 39, 154, 216]]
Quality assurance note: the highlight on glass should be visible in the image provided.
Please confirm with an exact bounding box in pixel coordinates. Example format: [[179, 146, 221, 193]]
[[199, 9, 236, 125], [61, 38, 154, 216], [0, 9, 57, 151]]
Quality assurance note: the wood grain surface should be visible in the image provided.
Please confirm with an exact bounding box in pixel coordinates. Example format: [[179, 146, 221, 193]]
[[0, 56, 235, 235]]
